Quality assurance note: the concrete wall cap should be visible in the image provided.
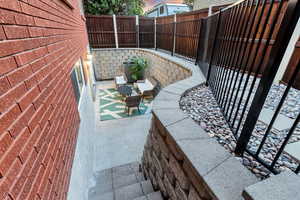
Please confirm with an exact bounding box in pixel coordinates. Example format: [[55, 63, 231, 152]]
[[243, 171, 300, 200]]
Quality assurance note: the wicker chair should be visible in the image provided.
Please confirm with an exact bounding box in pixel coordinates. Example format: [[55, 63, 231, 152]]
[[124, 95, 142, 116]]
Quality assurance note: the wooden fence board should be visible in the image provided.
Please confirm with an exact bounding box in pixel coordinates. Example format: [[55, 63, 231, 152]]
[[86, 15, 115, 48]]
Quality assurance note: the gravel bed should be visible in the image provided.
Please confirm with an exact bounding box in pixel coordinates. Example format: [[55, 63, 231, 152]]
[[180, 83, 300, 179]]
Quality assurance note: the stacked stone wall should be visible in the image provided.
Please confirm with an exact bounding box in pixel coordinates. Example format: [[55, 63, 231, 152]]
[[142, 116, 213, 200], [92, 49, 192, 87]]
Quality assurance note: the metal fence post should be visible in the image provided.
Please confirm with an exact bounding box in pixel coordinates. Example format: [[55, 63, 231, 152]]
[[195, 18, 204, 65], [206, 10, 222, 85], [154, 17, 157, 50], [113, 14, 119, 48], [172, 14, 177, 56], [136, 15, 139, 48], [235, 0, 300, 156]]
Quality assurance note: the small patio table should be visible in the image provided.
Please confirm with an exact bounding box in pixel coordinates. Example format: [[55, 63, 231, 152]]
[[118, 85, 132, 97]]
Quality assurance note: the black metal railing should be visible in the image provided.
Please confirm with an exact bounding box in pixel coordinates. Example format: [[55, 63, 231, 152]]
[[202, 0, 300, 174], [86, 0, 300, 175]]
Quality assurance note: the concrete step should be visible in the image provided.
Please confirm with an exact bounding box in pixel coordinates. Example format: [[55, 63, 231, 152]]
[[133, 192, 163, 200], [88, 162, 158, 200]]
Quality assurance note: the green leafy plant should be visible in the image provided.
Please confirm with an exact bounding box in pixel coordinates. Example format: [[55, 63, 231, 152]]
[[128, 57, 148, 81], [84, 0, 144, 15], [184, 0, 194, 9]]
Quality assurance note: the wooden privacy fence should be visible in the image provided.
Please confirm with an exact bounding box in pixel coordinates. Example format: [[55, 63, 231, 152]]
[[175, 19, 202, 59], [86, 15, 115, 48], [139, 17, 155, 48], [117, 16, 137, 48], [86, 9, 212, 59], [85, 2, 299, 87]]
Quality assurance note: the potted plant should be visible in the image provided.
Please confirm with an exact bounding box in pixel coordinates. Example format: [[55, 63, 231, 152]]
[[124, 57, 148, 83]]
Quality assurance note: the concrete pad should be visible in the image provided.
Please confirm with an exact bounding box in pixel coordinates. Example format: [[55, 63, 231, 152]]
[[147, 192, 163, 200], [91, 169, 113, 194], [113, 174, 138, 189], [115, 183, 144, 200], [113, 163, 135, 178], [259, 108, 294, 131], [243, 171, 300, 200], [93, 114, 151, 172], [68, 87, 97, 200], [133, 196, 147, 200], [88, 191, 114, 200], [140, 180, 154, 194], [285, 141, 300, 161]]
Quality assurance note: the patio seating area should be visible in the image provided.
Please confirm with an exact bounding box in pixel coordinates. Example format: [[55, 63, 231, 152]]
[[1, 0, 299, 199]]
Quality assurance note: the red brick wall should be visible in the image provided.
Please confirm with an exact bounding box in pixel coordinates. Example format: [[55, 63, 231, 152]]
[[0, 0, 88, 199]]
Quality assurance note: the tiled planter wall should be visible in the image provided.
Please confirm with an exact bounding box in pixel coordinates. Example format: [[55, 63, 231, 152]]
[[92, 49, 192, 87]]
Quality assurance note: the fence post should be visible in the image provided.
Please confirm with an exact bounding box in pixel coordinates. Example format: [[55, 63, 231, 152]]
[[235, 0, 300, 156], [113, 14, 119, 48], [206, 10, 222, 85], [172, 14, 177, 56], [195, 18, 204, 65], [136, 15, 139, 48], [154, 17, 157, 50]]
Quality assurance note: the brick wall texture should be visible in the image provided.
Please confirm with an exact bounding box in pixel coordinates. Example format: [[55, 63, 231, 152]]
[[0, 0, 88, 199]]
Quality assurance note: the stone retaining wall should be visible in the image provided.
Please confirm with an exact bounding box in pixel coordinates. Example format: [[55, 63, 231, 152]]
[[92, 49, 192, 87], [138, 52, 259, 200]]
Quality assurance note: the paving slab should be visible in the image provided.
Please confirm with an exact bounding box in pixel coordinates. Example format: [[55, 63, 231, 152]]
[[152, 99, 180, 110], [90, 169, 113, 194], [204, 157, 258, 200], [285, 141, 300, 161], [133, 196, 147, 200], [113, 163, 135, 178], [166, 118, 210, 141], [115, 182, 144, 200], [243, 171, 300, 200], [113, 174, 138, 189], [177, 139, 231, 176], [140, 180, 154, 194], [259, 108, 294, 131], [88, 191, 114, 200], [147, 192, 163, 200], [154, 90, 181, 102], [152, 109, 188, 127], [135, 172, 146, 182]]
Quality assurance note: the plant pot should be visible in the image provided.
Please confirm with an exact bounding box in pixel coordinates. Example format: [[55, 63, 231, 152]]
[[123, 62, 145, 83]]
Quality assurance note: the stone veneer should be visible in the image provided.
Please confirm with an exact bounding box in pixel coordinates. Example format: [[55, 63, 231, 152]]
[[138, 51, 260, 200], [92, 49, 192, 87]]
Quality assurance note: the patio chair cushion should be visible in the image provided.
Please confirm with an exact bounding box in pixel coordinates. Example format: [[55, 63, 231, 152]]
[[115, 76, 127, 85], [137, 79, 154, 94]]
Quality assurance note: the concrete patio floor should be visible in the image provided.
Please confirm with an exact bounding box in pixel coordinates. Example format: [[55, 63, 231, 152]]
[[68, 81, 151, 200], [93, 112, 151, 172]]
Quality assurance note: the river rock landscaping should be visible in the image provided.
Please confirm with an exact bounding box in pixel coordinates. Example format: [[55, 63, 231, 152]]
[[180, 83, 300, 179]]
